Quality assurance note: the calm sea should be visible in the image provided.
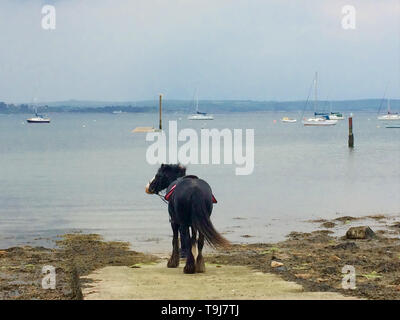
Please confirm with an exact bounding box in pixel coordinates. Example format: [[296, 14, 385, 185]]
[[0, 111, 399, 252]]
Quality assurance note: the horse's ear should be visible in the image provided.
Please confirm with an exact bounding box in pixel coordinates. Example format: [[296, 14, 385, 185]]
[[161, 164, 165, 168], [178, 164, 186, 174]]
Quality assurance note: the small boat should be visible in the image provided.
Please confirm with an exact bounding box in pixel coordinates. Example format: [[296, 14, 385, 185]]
[[302, 116, 337, 126], [379, 114, 400, 120], [385, 124, 400, 128], [188, 112, 214, 120], [188, 90, 213, 120], [281, 117, 297, 123], [303, 73, 337, 126], [27, 112, 50, 123], [378, 99, 400, 120]]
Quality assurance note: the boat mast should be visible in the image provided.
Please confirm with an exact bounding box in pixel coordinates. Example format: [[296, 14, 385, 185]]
[[314, 72, 318, 113], [195, 89, 199, 113], [159, 94, 162, 130]]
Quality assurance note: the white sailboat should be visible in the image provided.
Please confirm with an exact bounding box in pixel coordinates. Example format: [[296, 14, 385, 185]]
[[302, 73, 337, 126], [188, 90, 214, 120], [378, 99, 400, 120], [27, 108, 50, 123]]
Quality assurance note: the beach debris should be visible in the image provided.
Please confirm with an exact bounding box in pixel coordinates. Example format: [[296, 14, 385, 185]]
[[346, 226, 375, 239], [322, 266, 337, 275], [334, 216, 359, 224], [366, 214, 386, 221], [272, 252, 290, 260], [295, 273, 312, 280], [24, 264, 35, 270], [390, 222, 400, 229], [329, 255, 341, 262], [271, 261, 284, 268], [321, 222, 336, 228], [260, 247, 280, 255], [331, 242, 358, 250], [130, 263, 142, 268]]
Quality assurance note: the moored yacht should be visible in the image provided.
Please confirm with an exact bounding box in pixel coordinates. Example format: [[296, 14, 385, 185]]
[[302, 116, 337, 126], [27, 113, 50, 123], [302, 73, 337, 126], [378, 99, 400, 120], [188, 90, 214, 120]]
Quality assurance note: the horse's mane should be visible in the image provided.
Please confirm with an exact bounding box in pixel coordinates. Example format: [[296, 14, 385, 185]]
[[161, 164, 186, 176]]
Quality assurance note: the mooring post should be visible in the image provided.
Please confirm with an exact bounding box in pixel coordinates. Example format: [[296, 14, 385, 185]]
[[159, 94, 162, 130], [348, 113, 354, 148]]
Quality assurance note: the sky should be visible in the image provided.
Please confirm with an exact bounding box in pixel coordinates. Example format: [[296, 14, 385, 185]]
[[0, 0, 399, 102]]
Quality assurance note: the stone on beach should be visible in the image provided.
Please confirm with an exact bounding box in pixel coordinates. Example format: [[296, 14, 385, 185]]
[[271, 261, 284, 268], [345, 226, 375, 239]]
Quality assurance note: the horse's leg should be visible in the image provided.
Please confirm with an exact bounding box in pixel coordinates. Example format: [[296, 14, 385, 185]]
[[181, 226, 195, 274], [167, 223, 180, 268], [195, 232, 206, 273], [190, 226, 198, 261], [179, 228, 188, 258]]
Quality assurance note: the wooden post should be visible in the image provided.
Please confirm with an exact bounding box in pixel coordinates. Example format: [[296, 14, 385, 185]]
[[159, 94, 162, 130], [348, 114, 354, 148]]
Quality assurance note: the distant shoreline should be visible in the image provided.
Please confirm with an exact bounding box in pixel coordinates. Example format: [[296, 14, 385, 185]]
[[1, 98, 398, 114]]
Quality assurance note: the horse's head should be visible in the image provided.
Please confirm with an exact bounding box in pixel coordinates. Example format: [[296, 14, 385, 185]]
[[145, 164, 186, 194]]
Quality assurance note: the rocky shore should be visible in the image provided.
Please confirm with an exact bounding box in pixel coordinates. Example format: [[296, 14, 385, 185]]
[[0, 234, 158, 299], [209, 215, 400, 300], [0, 215, 399, 300]]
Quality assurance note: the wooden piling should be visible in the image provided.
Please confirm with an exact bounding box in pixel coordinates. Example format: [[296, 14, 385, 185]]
[[348, 114, 354, 148], [159, 94, 162, 130]]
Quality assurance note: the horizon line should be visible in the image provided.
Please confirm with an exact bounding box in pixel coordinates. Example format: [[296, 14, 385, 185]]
[[3, 97, 400, 105]]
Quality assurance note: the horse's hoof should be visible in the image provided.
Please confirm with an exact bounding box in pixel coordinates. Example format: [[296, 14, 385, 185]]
[[167, 256, 179, 268], [183, 264, 195, 274], [195, 262, 205, 273]]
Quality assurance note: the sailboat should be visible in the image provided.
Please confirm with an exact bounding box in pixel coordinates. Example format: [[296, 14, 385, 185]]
[[302, 73, 337, 126], [378, 99, 400, 120], [188, 90, 213, 120], [27, 109, 50, 123]]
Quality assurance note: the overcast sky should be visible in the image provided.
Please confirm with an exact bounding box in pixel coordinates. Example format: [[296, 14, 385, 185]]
[[0, 0, 399, 102]]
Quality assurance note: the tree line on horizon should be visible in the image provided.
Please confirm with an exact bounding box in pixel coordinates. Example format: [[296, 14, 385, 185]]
[[0, 99, 396, 114]]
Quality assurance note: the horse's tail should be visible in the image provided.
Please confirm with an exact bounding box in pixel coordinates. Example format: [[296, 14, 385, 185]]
[[191, 195, 231, 249]]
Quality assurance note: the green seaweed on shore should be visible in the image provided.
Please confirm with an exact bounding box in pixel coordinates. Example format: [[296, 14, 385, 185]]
[[362, 271, 382, 280], [260, 247, 280, 254], [0, 233, 159, 300]]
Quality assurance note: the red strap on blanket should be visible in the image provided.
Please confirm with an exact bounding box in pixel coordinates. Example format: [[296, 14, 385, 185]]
[[164, 184, 176, 201], [164, 184, 217, 203]]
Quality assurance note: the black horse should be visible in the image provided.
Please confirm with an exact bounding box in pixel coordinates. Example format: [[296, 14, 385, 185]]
[[145, 164, 230, 274]]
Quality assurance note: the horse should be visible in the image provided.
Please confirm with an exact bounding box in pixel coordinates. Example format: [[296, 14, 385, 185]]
[[145, 164, 230, 274]]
